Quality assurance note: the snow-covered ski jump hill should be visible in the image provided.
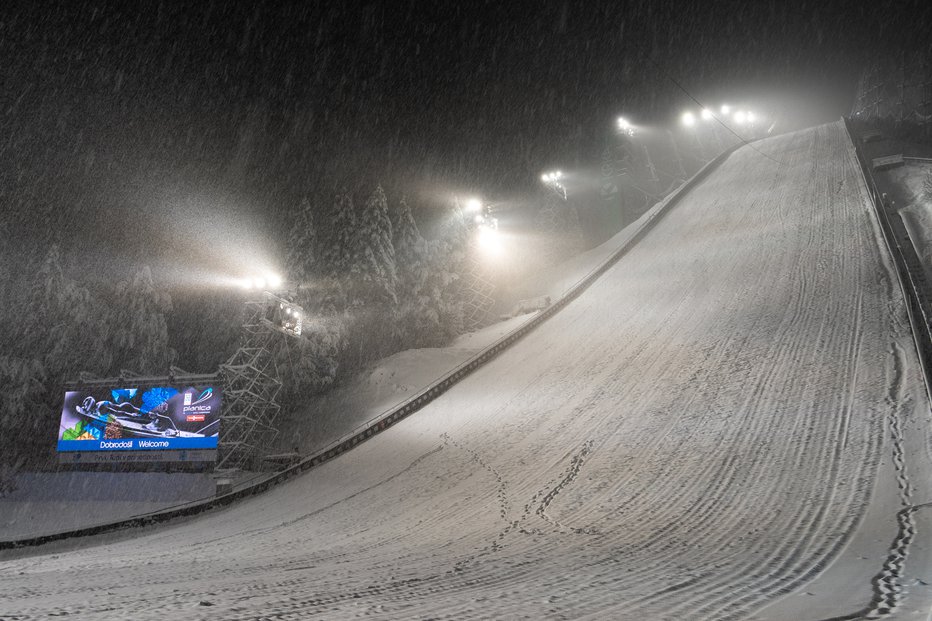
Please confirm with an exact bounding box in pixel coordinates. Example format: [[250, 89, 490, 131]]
[[3, 121, 932, 620]]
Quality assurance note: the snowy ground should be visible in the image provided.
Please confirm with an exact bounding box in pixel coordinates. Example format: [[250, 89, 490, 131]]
[[0, 472, 215, 540], [3, 121, 932, 620]]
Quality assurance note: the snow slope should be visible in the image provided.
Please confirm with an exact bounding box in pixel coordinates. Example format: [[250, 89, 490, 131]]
[[3, 121, 932, 620]]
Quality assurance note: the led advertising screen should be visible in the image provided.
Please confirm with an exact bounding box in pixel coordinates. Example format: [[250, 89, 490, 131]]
[[57, 386, 221, 452]]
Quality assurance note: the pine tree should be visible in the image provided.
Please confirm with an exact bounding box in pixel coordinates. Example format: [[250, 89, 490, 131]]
[[311, 190, 356, 313], [391, 197, 437, 345], [320, 191, 358, 280], [421, 238, 464, 342], [285, 196, 319, 286], [392, 196, 426, 298], [19, 244, 68, 358], [0, 219, 10, 334], [57, 280, 113, 378], [273, 322, 343, 408], [351, 185, 397, 306], [111, 265, 173, 375], [0, 355, 47, 472]]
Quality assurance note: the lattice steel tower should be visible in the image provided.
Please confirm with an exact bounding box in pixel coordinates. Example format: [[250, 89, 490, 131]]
[[217, 292, 303, 470]]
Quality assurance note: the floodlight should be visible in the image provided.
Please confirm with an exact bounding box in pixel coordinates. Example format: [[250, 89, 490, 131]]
[[721, 104, 731, 114], [474, 214, 484, 224], [617, 117, 630, 129], [701, 108, 713, 120], [465, 198, 482, 213], [746, 111, 756, 123], [266, 273, 282, 288], [541, 173, 549, 182], [681, 111, 696, 127], [477, 225, 502, 254], [734, 111, 747, 124]]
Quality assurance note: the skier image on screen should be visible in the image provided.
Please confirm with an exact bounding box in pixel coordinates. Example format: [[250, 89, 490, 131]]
[[75, 396, 186, 438]]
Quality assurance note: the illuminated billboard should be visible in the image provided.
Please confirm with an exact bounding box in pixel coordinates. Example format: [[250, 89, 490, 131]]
[[57, 385, 221, 453]]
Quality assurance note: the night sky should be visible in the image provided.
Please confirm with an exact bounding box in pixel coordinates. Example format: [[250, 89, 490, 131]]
[[2, 0, 929, 279]]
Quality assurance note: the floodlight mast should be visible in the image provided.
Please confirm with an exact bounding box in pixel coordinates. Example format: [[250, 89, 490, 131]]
[[217, 276, 303, 470], [540, 169, 567, 200]]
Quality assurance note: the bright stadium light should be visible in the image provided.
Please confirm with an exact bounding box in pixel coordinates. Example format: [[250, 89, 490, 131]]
[[721, 104, 731, 115], [746, 111, 756, 123], [681, 111, 696, 127], [477, 223, 503, 255], [701, 108, 713, 120], [266, 273, 282, 288], [465, 198, 483, 213], [734, 110, 747, 125], [541, 169, 567, 199]]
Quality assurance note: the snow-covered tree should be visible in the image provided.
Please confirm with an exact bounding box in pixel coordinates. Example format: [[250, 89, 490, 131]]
[[168, 290, 242, 373], [0, 220, 11, 327], [273, 321, 343, 408], [351, 185, 397, 306], [320, 190, 358, 280], [20, 244, 68, 355], [15, 244, 110, 378], [392, 196, 426, 298], [111, 265, 173, 375], [285, 196, 319, 286], [391, 197, 444, 345], [0, 355, 48, 472], [420, 237, 465, 343]]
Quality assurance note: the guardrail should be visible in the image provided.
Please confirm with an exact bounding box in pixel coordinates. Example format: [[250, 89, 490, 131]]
[[0, 141, 745, 551], [842, 117, 932, 402]]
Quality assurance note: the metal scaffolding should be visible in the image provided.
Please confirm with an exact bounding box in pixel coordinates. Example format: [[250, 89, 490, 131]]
[[217, 292, 303, 470], [536, 183, 584, 264], [461, 242, 496, 331]]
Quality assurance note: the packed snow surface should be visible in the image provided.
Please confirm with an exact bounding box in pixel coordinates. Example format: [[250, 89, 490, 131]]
[[4, 122, 932, 620]]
